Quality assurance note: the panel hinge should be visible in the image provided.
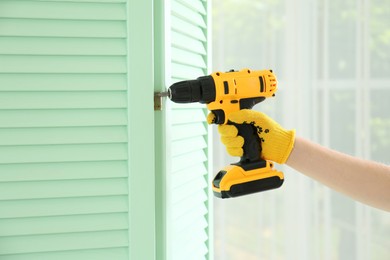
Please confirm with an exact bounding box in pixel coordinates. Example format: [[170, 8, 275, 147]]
[[154, 92, 162, 111], [154, 92, 168, 111]]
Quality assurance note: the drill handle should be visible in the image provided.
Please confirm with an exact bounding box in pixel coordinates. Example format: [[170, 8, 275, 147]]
[[229, 122, 267, 170]]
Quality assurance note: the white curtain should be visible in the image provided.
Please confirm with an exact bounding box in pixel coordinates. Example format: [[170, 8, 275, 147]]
[[212, 0, 390, 259]]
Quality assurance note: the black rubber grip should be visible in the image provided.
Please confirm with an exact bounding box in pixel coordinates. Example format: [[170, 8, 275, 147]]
[[229, 122, 267, 170]]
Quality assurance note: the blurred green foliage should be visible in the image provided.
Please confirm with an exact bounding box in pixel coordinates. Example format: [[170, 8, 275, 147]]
[[370, 0, 390, 77]]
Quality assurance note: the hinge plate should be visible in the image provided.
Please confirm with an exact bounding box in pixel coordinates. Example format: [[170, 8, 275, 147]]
[[154, 91, 169, 111], [154, 92, 163, 111]]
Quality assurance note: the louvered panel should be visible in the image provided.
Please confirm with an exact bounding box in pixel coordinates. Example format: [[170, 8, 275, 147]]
[[0, 161, 127, 182], [0, 37, 126, 56], [171, 122, 207, 140], [0, 19, 126, 38], [0, 230, 128, 255], [0, 74, 127, 91], [0, 109, 127, 128], [167, 0, 210, 259], [0, 1, 130, 258], [0, 195, 128, 219], [0, 126, 127, 146], [1, 248, 128, 260], [0, 213, 128, 237]]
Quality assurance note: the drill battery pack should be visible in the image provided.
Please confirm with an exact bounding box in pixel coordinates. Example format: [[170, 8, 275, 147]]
[[212, 160, 284, 198]]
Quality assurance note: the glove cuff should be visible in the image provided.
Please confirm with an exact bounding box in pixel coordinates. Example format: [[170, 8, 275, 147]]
[[268, 129, 296, 164]]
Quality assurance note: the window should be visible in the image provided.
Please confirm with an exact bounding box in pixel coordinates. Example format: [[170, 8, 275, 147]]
[[212, 0, 390, 259]]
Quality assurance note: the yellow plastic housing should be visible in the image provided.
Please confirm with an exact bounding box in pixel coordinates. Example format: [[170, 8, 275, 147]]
[[207, 69, 277, 124]]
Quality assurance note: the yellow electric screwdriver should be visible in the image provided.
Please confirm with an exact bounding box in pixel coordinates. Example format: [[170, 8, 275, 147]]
[[167, 68, 284, 198]]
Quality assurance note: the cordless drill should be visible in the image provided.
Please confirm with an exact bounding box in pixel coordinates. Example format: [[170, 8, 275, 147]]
[[167, 68, 284, 198]]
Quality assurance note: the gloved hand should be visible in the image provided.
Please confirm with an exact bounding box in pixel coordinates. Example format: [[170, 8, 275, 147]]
[[208, 109, 295, 164]]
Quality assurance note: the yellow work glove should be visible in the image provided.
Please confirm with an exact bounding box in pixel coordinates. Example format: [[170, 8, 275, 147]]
[[208, 109, 295, 164]]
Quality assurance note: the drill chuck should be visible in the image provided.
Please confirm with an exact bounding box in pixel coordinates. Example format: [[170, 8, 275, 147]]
[[168, 76, 216, 104]]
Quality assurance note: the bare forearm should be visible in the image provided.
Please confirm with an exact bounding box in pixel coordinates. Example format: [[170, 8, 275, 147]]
[[286, 136, 390, 212]]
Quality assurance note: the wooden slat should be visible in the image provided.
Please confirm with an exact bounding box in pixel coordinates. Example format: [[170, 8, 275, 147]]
[[171, 16, 206, 42], [171, 108, 206, 125], [0, 91, 126, 109], [0, 213, 128, 236], [0, 55, 127, 74], [1, 247, 129, 260], [171, 164, 207, 187], [176, 0, 206, 15], [171, 0, 206, 28], [0, 37, 126, 56], [174, 228, 208, 259], [0, 161, 128, 182], [171, 150, 207, 173], [0, 178, 128, 200], [174, 221, 208, 254], [172, 47, 207, 68], [172, 136, 207, 156], [0, 73, 127, 91], [0, 230, 128, 255], [171, 31, 206, 55], [0, 143, 127, 164], [0, 195, 129, 219], [173, 221, 208, 256], [30, 0, 126, 2], [0, 1, 126, 20], [171, 102, 205, 109], [0, 109, 127, 128], [173, 207, 208, 234], [174, 215, 208, 240], [172, 177, 207, 205], [172, 190, 208, 219], [171, 62, 206, 80], [0, 18, 126, 38], [171, 122, 207, 140], [0, 126, 127, 146]]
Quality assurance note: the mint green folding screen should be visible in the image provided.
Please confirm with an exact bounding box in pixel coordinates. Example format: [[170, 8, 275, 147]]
[[0, 0, 212, 259], [155, 0, 213, 259]]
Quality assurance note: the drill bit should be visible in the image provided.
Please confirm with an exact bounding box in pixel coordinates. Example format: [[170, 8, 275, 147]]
[[155, 91, 171, 99]]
